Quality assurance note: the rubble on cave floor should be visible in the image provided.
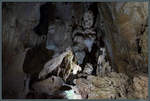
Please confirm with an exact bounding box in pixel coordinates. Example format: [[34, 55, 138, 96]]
[[21, 38, 148, 99], [21, 45, 133, 99]]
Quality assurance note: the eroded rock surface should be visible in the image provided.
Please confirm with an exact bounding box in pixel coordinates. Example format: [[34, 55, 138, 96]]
[[127, 73, 148, 99], [97, 2, 148, 74], [3, 2, 148, 99], [31, 76, 64, 95], [75, 72, 129, 99], [2, 3, 43, 98]]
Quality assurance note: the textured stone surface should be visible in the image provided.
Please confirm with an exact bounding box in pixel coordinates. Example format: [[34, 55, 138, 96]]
[[32, 76, 64, 94], [132, 73, 148, 99], [2, 3, 43, 98], [2, 2, 148, 99], [139, 27, 148, 65], [75, 72, 129, 99], [23, 43, 54, 75], [46, 19, 72, 54], [97, 2, 148, 74]]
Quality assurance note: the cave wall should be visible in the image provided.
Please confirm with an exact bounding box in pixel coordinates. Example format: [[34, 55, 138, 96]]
[[2, 3, 43, 98], [2, 2, 91, 98], [97, 2, 148, 75], [2, 2, 148, 99], [46, 3, 85, 54]]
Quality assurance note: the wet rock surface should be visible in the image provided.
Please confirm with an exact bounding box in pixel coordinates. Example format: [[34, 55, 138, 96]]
[[2, 2, 148, 99]]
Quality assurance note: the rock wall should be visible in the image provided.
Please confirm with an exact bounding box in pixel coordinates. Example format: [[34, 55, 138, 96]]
[[2, 3, 43, 98], [97, 2, 148, 75], [2, 2, 92, 98], [2, 2, 148, 99]]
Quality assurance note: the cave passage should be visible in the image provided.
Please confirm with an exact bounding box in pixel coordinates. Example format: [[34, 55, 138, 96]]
[[2, 2, 148, 99]]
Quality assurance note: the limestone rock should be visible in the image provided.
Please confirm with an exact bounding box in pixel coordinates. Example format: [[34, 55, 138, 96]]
[[132, 74, 148, 99], [82, 10, 94, 29], [39, 48, 82, 81], [23, 43, 54, 75], [83, 63, 93, 75], [75, 78, 91, 98], [75, 72, 129, 99], [2, 3, 44, 98], [139, 27, 148, 65], [31, 76, 64, 95], [88, 72, 129, 99], [97, 48, 112, 76], [46, 19, 72, 54], [3, 3, 148, 99], [39, 48, 73, 79], [97, 2, 148, 74], [74, 51, 86, 65]]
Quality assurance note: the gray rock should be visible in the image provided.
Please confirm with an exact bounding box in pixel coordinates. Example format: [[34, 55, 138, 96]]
[[75, 51, 86, 65], [83, 63, 93, 75]]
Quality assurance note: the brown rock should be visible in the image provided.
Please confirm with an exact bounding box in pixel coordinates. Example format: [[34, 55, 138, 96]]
[[31, 76, 64, 95], [97, 2, 148, 74], [75, 72, 129, 99], [133, 74, 148, 99]]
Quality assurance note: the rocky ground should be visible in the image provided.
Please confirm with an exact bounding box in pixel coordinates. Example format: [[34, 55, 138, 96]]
[[2, 2, 148, 99]]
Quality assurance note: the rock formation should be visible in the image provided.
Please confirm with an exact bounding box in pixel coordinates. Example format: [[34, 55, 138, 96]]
[[2, 2, 148, 99]]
